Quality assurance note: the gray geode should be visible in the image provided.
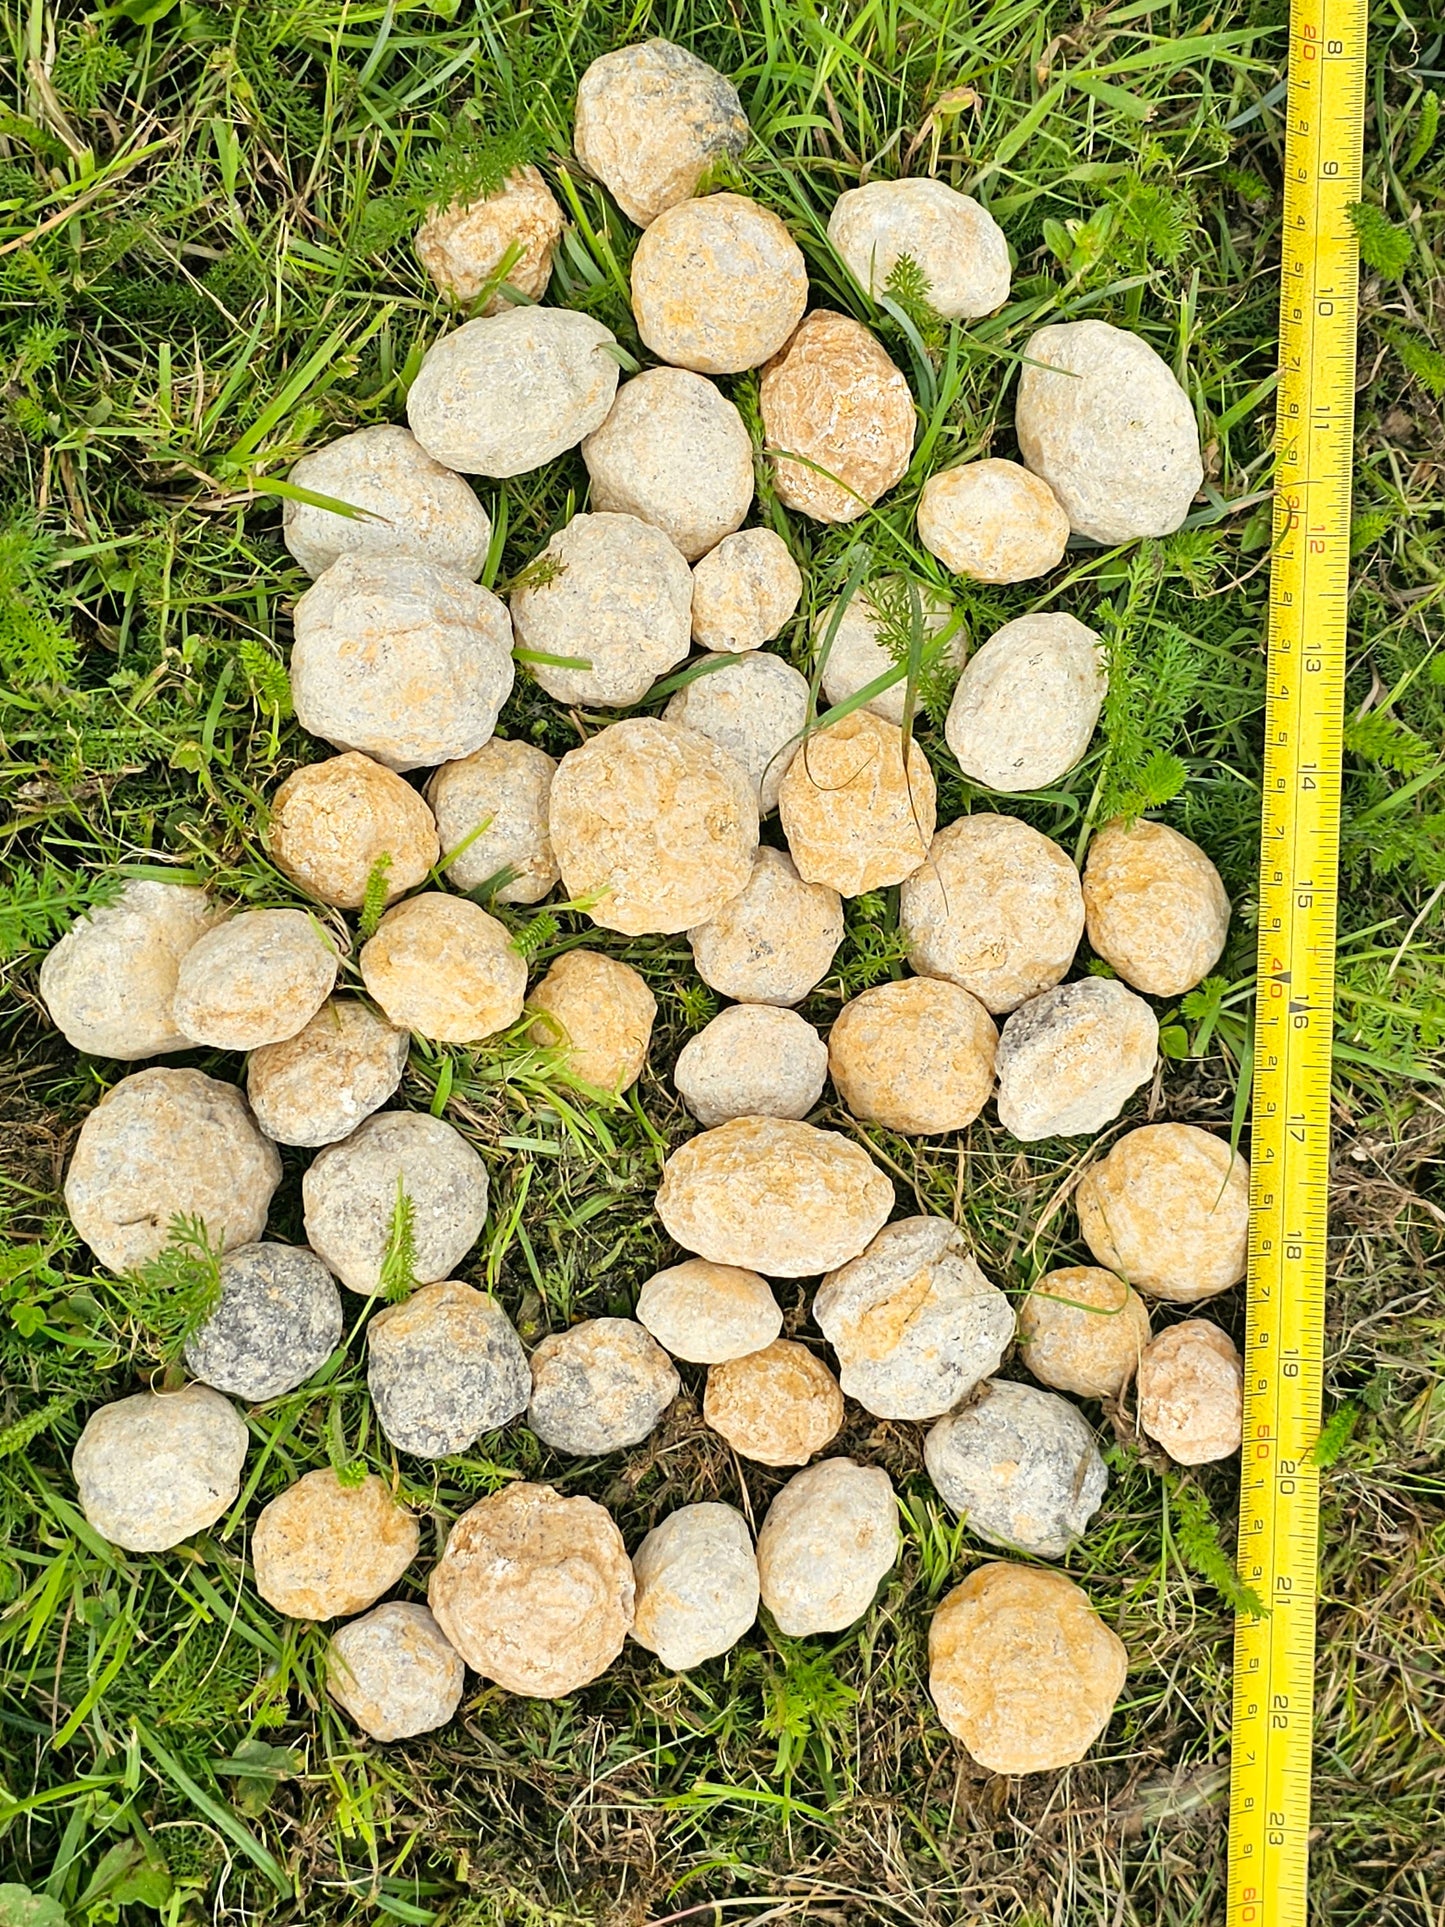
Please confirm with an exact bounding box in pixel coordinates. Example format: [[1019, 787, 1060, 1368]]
[[630, 1502, 760, 1671], [326, 1601, 466, 1742], [923, 1378, 1107, 1558], [756, 1458, 900, 1637], [994, 978, 1158, 1141], [367, 1281, 530, 1458], [527, 1318, 681, 1456], [184, 1243, 342, 1402]]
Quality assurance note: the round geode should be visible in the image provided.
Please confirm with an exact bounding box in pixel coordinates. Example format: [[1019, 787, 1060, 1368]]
[[703, 1338, 844, 1467], [416, 164, 565, 310], [756, 1457, 900, 1637], [1074, 1122, 1250, 1304], [246, 999, 409, 1150], [673, 1003, 827, 1127], [39, 878, 221, 1062], [427, 737, 559, 903], [282, 424, 492, 580], [827, 177, 1010, 319], [635, 1259, 782, 1364], [760, 310, 915, 524], [690, 528, 803, 654], [827, 975, 997, 1135], [72, 1384, 249, 1553], [582, 367, 754, 561], [527, 1318, 681, 1456], [252, 1470, 420, 1621], [917, 459, 1069, 585], [924, 1378, 1108, 1558], [359, 893, 527, 1046], [943, 612, 1106, 794], [172, 908, 338, 1052], [327, 1601, 466, 1742], [778, 709, 936, 897], [266, 752, 439, 911], [367, 1280, 531, 1458], [1082, 817, 1231, 998], [631, 1502, 759, 1671], [994, 978, 1158, 1142], [631, 193, 808, 376], [184, 1243, 342, 1402], [574, 38, 749, 228], [688, 846, 844, 1007], [527, 948, 657, 1093], [663, 650, 809, 813]]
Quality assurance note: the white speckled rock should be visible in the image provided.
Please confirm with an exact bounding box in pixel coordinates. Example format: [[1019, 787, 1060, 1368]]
[[302, 1109, 488, 1295], [428, 1482, 634, 1694], [631, 194, 808, 375], [327, 1601, 465, 1742], [407, 307, 619, 477], [778, 710, 936, 896], [705, 1339, 844, 1467], [631, 1502, 759, 1670], [1016, 319, 1204, 542], [528, 1318, 680, 1456], [691, 529, 803, 654], [1137, 1318, 1243, 1464], [65, 1068, 281, 1275], [1018, 1266, 1151, 1400], [247, 1000, 408, 1149], [368, 1281, 531, 1458], [173, 909, 338, 1052], [813, 1217, 1015, 1421], [582, 368, 753, 562], [657, 1115, 894, 1276], [40, 879, 221, 1061], [995, 979, 1158, 1142], [527, 949, 656, 1092], [944, 612, 1106, 794], [1075, 1123, 1249, 1304], [267, 753, 439, 911], [814, 579, 960, 727], [665, 651, 809, 812], [828, 976, 997, 1135], [359, 894, 526, 1045], [1083, 818, 1231, 997], [253, 1470, 420, 1620], [688, 847, 843, 1007], [827, 178, 1010, 319], [72, 1385, 248, 1552], [291, 553, 515, 772], [757, 1458, 899, 1636], [918, 460, 1069, 584], [674, 1004, 826, 1128], [427, 738, 559, 903], [283, 425, 492, 580], [574, 39, 748, 228], [760, 310, 915, 523], [549, 718, 759, 936], [635, 1259, 782, 1364], [185, 1243, 342, 1401], [924, 1379, 1107, 1557], [899, 813, 1084, 1015], [416, 165, 565, 309]]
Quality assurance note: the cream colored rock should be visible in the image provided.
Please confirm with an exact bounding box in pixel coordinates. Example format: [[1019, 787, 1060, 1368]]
[[427, 738, 558, 903], [583, 368, 753, 561], [778, 710, 936, 896], [549, 718, 759, 936], [929, 1562, 1127, 1773], [827, 178, 1010, 319], [283, 424, 491, 580], [65, 1068, 281, 1275], [635, 1259, 782, 1364], [527, 949, 656, 1093], [72, 1385, 247, 1552], [511, 510, 693, 708], [1083, 818, 1231, 997], [924, 1379, 1107, 1557], [828, 977, 997, 1135], [1137, 1318, 1243, 1464], [756, 1458, 899, 1636], [995, 978, 1158, 1142], [368, 1281, 530, 1458], [631, 1502, 759, 1670], [704, 1338, 843, 1467], [40, 879, 220, 1061], [406, 306, 619, 477], [664, 651, 809, 812], [528, 1318, 680, 1456], [574, 39, 748, 228], [688, 847, 843, 1007], [327, 1602, 465, 1742], [247, 1000, 408, 1149], [674, 1004, 826, 1127], [691, 529, 803, 654], [360, 894, 526, 1045], [944, 613, 1106, 793], [814, 579, 960, 727], [173, 909, 337, 1052], [761, 310, 915, 523], [267, 753, 439, 910], [1075, 1123, 1250, 1304], [1018, 1266, 1151, 1400], [428, 1482, 634, 1694], [900, 813, 1084, 1015], [290, 553, 515, 773], [656, 1116, 894, 1276], [1015, 319, 1204, 543], [631, 194, 808, 375], [185, 1243, 342, 1402], [918, 460, 1069, 584], [252, 1470, 420, 1620], [416, 165, 565, 309]]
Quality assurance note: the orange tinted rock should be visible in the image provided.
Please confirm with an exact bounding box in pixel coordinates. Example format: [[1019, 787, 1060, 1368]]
[[761, 311, 915, 523], [704, 1339, 844, 1466], [778, 710, 936, 896]]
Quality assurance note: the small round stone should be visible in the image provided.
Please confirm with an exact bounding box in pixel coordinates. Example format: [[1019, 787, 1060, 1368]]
[[360, 894, 526, 1045], [631, 1502, 759, 1671], [1083, 818, 1231, 998], [994, 979, 1159, 1142], [1075, 1123, 1249, 1304], [929, 1562, 1127, 1774], [1015, 319, 1204, 543], [528, 1318, 681, 1456], [252, 1470, 420, 1621], [549, 719, 759, 936], [574, 38, 747, 228], [691, 529, 803, 654], [428, 1482, 634, 1694], [899, 813, 1084, 1015], [1018, 1266, 1151, 1400], [65, 1068, 281, 1275], [416, 165, 565, 309], [688, 847, 843, 1006], [918, 460, 1069, 584], [427, 739, 559, 903], [924, 1378, 1107, 1558], [1137, 1318, 1243, 1464], [302, 1109, 489, 1295], [368, 1281, 531, 1458], [813, 1217, 1016, 1421], [631, 193, 808, 376], [827, 178, 1010, 319], [704, 1339, 844, 1467], [673, 1004, 826, 1127], [40, 879, 220, 1061], [582, 368, 753, 562], [406, 306, 620, 477], [756, 1458, 899, 1636], [291, 553, 515, 773], [184, 1243, 343, 1402], [828, 977, 997, 1135], [778, 710, 936, 896], [944, 612, 1106, 794], [656, 1116, 894, 1277], [511, 510, 693, 709], [173, 909, 338, 1052], [635, 1259, 782, 1364], [246, 1000, 409, 1149], [267, 753, 439, 910], [72, 1385, 248, 1552], [327, 1602, 465, 1742], [664, 651, 809, 812], [282, 424, 491, 580], [760, 310, 915, 524], [814, 579, 959, 727], [527, 949, 657, 1093]]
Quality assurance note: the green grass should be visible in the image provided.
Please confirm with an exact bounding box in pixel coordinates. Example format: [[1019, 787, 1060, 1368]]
[[1, 0, 1443, 1921]]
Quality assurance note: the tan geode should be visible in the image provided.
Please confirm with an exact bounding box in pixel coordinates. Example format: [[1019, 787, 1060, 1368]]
[[1136, 1319, 1243, 1464], [688, 847, 844, 1007], [40, 878, 221, 1062], [827, 178, 1011, 319], [828, 977, 997, 1135], [1075, 1124, 1250, 1304], [327, 1602, 465, 1742], [674, 1004, 827, 1126], [582, 367, 754, 562], [173, 909, 338, 1052], [528, 949, 657, 1092], [704, 1339, 844, 1467], [267, 753, 439, 910], [247, 999, 408, 1148], [252, 1471, 420, 1621], [944, 612, 1106, 794], [1018, 1266, 1152, 1400], [994, 979, 1158, 1142], [631, 193, 808, 376], [778, 710, 936, 896], [360, 894, 526, 1045], [574, 38, 748, 228], [917, 460, 1070, 584], [427, 738, 559, 903], [1083, 818, 1231, 997], [760, 310, 915, 524], [416, 165, 565, 309], [757, 1458, 900, 1636], [691, 528, 803, 654], [283, 424, 492, 581], [635, 1259, 782, 1364], [664, 650, 810, 813]]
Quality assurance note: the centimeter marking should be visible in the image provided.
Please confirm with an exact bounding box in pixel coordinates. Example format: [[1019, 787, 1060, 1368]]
[[1227, 0, 1365, 1921]]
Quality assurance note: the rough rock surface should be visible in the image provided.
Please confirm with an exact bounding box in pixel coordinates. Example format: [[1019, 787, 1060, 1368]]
[[827, 976, 997, 1135], [427, 738, 559, 902], [1016, 319, 1204, 543], [427, 1482, 634, 1694], [813, 1217, 1016, 1421], [756, 1458, 900, 1636], [368, 1281, 531, 1458], [924, 1378, 1108, 1557], [760, 310, 915, 523], [527, 949, 657, 1092], [814, 579, 959, 727], [267, 753, 439, 910], [631, 1502, 759, 1670], [283, 424, 491, 580], [778, 710, 936, 896], [173, 909, 337, 1052], [185, 1243, 343, 1402], [1083, 818, 1231, 998], [917, 460, 1069, 584], [246, 999, 409, 1149], [574, 39, 748, 228], [290, 552, 515, 772], [704, 1339, 844, 1466], [688, 847, 844, 1007], [1075, 1123, 1250, 1303], [691, 528, 803, 654], [631, 194, 808, 375], [994, 979, 1159, 1142], [944, 612, 1106, 793], [1018, 1266, 1151, 1400], [360, 893, 526, 1045], [1137, 1319, 1243, 1464], [827, 178, 1010, 319], [582, 368, 753, 561], [635, 1259, 782, 1363], [252, 1470, 420, 1620], [673, 1004, 827, 1126], [929, 1562, 1127, 1773], [549, 718, 759, 936], [72, 1385, 248, 1552], [65, 1068, 281, 1275], [664, 650, 809, 812], [656, 1115, 894, 1276], [327, 1602, 465, 1742], [528, 1318, 681, 1456], [416, 165, 565, 309], [40, 879, 220, 1061]]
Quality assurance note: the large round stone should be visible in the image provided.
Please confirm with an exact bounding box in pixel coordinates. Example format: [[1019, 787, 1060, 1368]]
[[688, 846, 843, 1006], [827, 178, 1010, 319], [527, 1318, 680, 1456], [778, 710, 936, 896], [631, 1502, 759, 1671], [756, 1458, 899, 1636], [172, 909, 338, 1052], [72, 1385, 248, 1552], [944, 612, 1106, 794], [416, 165, 565, 309], [368, 1280, 531, 1458], [527, 949, 657, 1093], [760, 310, 915, 524], [631, 193, 808, 375], [252, 1470, 420, 1620], [924, 1378, 1107, 1557], [1083, 818, 1231, 997], [827, 976, 997, 1135], [1137, 1318, 1243, 1464], [266, 753, 439, 910], [674, 1004, 826, 1127], [327, 1601, 465, 1742], [664, 651, 809, 813], [704, 1339, 844, 1467], [917, 459, 1069, 584], [427, 738, 559, 903], [1075, 1123, 1249, 1304], [635, 1259, 782, 1364], [359, 893, 526, 1045], [994, 979, 1158, 1141], [814, 579, 959, 727], [691, 528, 803, 654], [282, 424, 491, 580], [40, 879, 221, 1062], [247, 999, 409, 1149], [184, 1243, 342, 1402], [1017, 1266, 1151, 1400], [582, 368, 753, 561], [575, 39, 748, 228]]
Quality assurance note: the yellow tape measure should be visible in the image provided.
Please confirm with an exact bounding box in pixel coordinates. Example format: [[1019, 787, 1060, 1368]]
[[1227, 0, 1364, 1919]]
